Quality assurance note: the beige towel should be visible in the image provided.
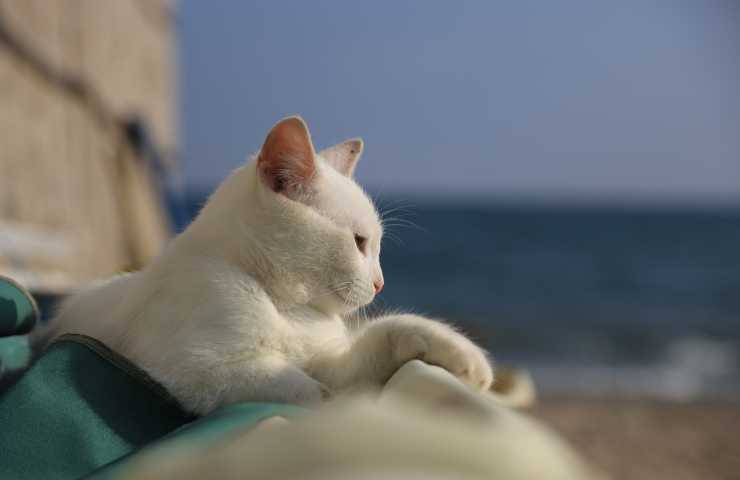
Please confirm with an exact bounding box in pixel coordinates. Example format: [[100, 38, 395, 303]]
[[127, 361, 604, 480]]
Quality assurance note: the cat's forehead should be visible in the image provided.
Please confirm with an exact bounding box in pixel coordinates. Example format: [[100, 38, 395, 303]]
[[313, 162, 381, 236]]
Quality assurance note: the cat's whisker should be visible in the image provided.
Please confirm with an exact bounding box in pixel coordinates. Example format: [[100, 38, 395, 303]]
[[382, 217, 426, 233], [379, 206, 414, 220], [381, 231, 404, 246], [379, 209, 417, 226], [375, 195, 413, 218], [311, 281, 354, 302]]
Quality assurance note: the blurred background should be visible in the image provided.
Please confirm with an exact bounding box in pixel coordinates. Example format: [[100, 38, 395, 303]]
[[1, 1, 739, 477]]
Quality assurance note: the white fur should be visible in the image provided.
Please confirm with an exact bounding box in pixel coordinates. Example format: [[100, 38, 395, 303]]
[[35, 117, 493, 415]]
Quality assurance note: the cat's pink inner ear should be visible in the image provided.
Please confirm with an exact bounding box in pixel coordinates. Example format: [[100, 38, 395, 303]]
[[258, 116, 317, 193], [319, 138, 364, 177]]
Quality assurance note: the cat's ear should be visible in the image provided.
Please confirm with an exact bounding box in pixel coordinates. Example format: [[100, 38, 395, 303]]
[[257, 116, 317, 194], [319, 138, 363, 177]]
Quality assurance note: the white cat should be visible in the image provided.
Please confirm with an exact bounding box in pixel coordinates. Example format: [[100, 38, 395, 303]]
[[36, 116, 493, 415]]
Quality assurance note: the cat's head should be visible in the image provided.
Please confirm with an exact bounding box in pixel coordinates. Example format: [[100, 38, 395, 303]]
[[247, 116, 384, 314]]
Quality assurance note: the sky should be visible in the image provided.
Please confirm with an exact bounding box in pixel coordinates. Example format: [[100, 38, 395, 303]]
[[177, 1, 740, 204]]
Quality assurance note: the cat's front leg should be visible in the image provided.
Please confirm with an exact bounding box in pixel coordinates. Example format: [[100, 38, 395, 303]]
[[170, 355, 329, 414], [337, 314, 494, 392]]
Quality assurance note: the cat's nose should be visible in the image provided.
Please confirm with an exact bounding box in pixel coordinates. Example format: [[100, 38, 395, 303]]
[[373, 280, 384, 294]]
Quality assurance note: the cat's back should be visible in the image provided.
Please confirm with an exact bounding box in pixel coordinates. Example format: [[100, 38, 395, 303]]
[[33, 272, 137, 349]]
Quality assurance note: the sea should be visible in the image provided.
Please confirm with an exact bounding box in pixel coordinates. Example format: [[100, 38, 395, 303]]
[[177, 190, 740, 399]]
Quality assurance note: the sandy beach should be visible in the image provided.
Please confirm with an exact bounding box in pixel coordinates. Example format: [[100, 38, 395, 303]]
[[530, 396, 740, 480]]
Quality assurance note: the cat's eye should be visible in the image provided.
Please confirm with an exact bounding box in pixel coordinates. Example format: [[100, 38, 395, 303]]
[[354, 234, 368, 254]]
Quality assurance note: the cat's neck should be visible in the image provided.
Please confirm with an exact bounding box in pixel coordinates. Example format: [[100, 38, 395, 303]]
[[170, 164, 323, 312]]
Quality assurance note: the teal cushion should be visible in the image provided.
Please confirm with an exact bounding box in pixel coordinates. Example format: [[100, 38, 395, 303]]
[[0, 334, 32, 382], [87, 402, 305, 479], [0, 275, 39, 336], [0, 334, 193, 479], [0, 333, 306, 479]]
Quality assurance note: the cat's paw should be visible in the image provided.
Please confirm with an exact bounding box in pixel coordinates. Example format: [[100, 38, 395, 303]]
[[383, 314, 494, 391]]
